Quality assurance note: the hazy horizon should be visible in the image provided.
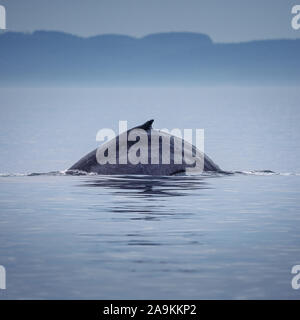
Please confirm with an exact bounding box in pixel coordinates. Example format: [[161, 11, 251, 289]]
[[1, 0, 300, 43], [1, 30, 299, 86], [2, 29, 300, 43]]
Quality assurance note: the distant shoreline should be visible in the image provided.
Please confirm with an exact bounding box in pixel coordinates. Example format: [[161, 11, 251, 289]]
[[1, 31, 299, 86]]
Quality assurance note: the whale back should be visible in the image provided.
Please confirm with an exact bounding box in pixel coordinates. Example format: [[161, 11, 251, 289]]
[[68, 120, 221, 175]]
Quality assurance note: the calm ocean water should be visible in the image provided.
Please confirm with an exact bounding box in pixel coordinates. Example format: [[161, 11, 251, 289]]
[[0, 87, 300, 299]]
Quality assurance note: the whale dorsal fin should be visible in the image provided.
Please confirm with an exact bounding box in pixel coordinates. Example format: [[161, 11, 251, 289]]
[[134, 119, 154, 131]]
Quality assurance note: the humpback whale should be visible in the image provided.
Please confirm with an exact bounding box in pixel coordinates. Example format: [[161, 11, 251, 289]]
[[68, 120, 222, 175]]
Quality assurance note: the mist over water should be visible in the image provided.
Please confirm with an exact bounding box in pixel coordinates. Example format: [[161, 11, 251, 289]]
[[0, 87, 300, 299]]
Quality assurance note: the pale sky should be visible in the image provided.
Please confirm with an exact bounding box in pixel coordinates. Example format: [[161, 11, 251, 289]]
[[1, 0, 300, 42]]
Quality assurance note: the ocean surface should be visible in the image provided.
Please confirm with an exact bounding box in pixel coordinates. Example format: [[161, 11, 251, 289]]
[[0, 87, 300, 299]]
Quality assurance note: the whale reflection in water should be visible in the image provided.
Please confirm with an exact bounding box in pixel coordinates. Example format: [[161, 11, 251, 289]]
[[78, 174, 215, 198], [77, 175, 217, 220]]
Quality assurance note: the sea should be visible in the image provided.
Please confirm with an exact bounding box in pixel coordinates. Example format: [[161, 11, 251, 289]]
[[0, 86, 300, 299]]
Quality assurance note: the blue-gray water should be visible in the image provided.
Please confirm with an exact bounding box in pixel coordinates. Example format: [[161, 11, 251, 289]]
[[0, 87, 300, 299]]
